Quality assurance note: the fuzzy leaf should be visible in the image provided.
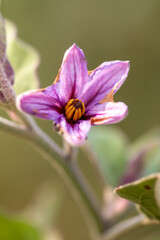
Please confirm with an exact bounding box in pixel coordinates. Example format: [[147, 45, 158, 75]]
[[0, 213, 41, 240], [6, 20, 40, 94], [115, 174, 160, 221], [88, 126, 128, 186]]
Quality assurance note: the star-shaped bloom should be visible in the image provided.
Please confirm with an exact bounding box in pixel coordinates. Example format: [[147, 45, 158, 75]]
[[17, 44, 129, 145]]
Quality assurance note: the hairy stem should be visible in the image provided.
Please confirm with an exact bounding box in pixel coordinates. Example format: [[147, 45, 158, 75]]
[[68, 159, 104, 224], [0, 110, 105, 232], [0, 116, 28, 136], [102, 215, 145, 240], [30, 123, 106, 230], [0, 64, 15, 103]]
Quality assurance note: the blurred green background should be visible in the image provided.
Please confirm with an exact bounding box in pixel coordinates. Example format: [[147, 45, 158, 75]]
[[1, 0, 160, 239]]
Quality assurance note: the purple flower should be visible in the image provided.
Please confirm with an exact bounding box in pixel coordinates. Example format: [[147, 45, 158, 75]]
[[17, 44, 129, 145]]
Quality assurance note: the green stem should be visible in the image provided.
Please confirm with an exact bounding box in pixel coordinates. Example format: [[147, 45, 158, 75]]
[[102, 215, 145, 240], [30, 124, 105, 231], [0, 111, 105, 232]]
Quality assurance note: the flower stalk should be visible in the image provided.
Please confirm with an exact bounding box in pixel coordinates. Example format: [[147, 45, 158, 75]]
[[0, 107, 106, 231], [102, 215, 146, 240]]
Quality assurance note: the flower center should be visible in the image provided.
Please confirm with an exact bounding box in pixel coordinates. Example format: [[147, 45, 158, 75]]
[[65, 98, 85, 122]]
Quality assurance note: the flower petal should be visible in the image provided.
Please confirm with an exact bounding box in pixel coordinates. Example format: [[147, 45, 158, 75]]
[[81, 61, 129, 109], [86, 102, 128, 125], [16, 85, 62, 121], [54, 43, 88, 105], [60, 117, 91, 145]]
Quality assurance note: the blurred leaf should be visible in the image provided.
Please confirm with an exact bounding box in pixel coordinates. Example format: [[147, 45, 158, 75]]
[[144, 147, 160, 176], [23, 182, 63, 228], [102, 186, 129, 220], [6, 20, 40, 95], [130, 127, 160, 177], [0, 213, 41, 240], [115, 174, 160, 221], [88, 126, 128, 186], [120, 141, 157, 185], [44, 229, 63, 240], [130, 127, 160, 152]]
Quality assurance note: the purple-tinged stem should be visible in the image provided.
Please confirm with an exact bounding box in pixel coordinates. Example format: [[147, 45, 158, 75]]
[[0, 63, 15, 103]]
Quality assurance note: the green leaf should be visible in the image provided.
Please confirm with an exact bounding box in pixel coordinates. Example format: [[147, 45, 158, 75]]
[[88, 126, 128, 186], [0, 213, 41, 240], [6, 20, 40, 94], [115, 174, 160, 221], [130, 127, 160, 153]]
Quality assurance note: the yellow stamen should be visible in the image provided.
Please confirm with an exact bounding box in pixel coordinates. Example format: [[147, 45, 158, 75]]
[[77, 108, 81, 119], [81, 102, 85, 115], [66, 106, 75, 120], [65, 105, 74, 116], [65, 98, 85, 122], [65, 99, 74, 110], [73, 109, 79, 121]]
